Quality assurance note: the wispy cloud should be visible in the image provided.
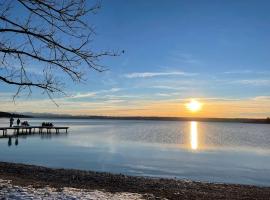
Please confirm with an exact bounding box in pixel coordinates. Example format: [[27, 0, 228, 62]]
[[107, 88, 122, 92], [252, 96, 270, 101], [71, 92, 98, 99], [155, 93, 172, 97], [223, 70, 253, 74], [233, 79, 270, 86], [196, 97, 243, 101], [103, 99, 126, 104], [224, 70, 270, 75], [124, 71, 197, 78], [70, 88, 122, 99], [150, 85, 188, 90], [155, 92, 183, 97], [104, 94, 144, 99]]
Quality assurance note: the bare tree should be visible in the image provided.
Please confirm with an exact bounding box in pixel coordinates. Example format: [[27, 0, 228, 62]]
[[0, 0, 118, 100]]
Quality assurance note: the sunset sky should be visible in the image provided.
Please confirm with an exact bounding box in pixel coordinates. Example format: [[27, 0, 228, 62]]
[[1, 0, 270, 118]]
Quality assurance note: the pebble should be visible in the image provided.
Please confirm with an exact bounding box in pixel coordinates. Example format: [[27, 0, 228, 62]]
[[0, 179, 144, 200]]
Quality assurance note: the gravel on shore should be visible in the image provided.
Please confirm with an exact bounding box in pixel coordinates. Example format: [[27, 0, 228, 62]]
[[0, 179, 144, 200], [0, 162, 269, 200]]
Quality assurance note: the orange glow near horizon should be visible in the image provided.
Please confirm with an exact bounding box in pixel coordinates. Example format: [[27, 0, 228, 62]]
[[186, 99, 202, 113], [2, 96, 270, 118]]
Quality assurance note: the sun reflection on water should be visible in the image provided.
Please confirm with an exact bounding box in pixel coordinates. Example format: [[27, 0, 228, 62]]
[[190, 121, 198, 150]]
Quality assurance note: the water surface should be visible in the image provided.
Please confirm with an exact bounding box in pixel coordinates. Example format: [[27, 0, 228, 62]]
[[0, 118, 269, 186]]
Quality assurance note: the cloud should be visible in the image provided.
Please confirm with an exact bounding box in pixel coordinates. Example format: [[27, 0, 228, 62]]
[[196, 97, 242, 101], [71, 92, 97, 99], [104, 99, 126, 104], [104, 94, 144, 99], [124, 71, 197, 78], [70, 88, 122, 99], [224, 70, 270, 75], [150, 85, 188, 90], [252, 96, 270, 101], [0, 92, 14, 98], [109, 88, 121, 92], [233, 79, 270, 86], [156, 93, 172, 97], [223, 70, 253, 74]]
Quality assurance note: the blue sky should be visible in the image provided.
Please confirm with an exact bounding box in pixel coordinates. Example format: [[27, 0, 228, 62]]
[[1, 0, 270, 117]]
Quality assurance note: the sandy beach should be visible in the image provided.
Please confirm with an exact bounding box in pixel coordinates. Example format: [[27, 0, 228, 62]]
[[0, 162, 269, 200]]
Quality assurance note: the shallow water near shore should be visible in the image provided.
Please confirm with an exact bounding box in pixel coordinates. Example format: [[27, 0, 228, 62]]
[[0, 118, 270, 186]]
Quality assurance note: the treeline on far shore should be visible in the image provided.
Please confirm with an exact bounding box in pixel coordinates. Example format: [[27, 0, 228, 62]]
[[31, 114, 270, 124], [1, 111, 270, 124], [0, 112, 30, 118], [67, 116, 270, 124]]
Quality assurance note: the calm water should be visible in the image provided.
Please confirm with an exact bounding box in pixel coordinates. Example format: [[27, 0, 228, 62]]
[[0, 118, 270, 186]]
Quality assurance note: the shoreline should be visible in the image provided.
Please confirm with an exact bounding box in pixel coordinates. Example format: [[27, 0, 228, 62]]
[[31, 116, 270, 124], [0, 162, 269, 199], [1, 112, 270, 124]]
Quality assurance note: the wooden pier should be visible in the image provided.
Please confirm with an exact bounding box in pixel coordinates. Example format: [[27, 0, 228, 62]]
[[0, 126, 69, 138]]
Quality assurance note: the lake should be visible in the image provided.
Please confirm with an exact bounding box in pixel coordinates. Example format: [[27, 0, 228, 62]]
[[0, 118, 269, 186]]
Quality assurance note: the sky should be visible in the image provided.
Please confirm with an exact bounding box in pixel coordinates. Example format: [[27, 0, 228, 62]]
[[1, 0, 270, 118]]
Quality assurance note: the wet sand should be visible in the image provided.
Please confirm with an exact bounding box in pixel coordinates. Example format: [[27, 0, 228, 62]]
[[0, 162, 269, 199]]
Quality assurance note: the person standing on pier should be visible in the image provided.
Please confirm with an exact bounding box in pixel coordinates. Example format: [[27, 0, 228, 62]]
[[17, 118, 20, 126], [9, 117, 14, 127]]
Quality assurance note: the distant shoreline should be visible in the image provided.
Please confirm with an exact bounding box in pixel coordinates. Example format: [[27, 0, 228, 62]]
[[0, 161, 269, 199], [1, 111, 270, 124], [32, 115, 270, 124]]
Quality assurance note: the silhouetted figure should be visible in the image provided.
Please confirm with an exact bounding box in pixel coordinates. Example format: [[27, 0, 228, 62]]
[[9, 117, 14, 127], [21, 121, 29, 126], [15, 137, 18, 146], [42, 122, 54, 127], [17, 118, 20, 126], [8, 137, 12, 146]]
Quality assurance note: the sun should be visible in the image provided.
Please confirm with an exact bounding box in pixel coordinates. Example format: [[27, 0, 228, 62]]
[[186, 99, 202, 112]]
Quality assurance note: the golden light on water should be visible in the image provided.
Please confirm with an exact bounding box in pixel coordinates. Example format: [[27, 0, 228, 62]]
[[186, 99, 202, 112], [190, 121, 198, 150]]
